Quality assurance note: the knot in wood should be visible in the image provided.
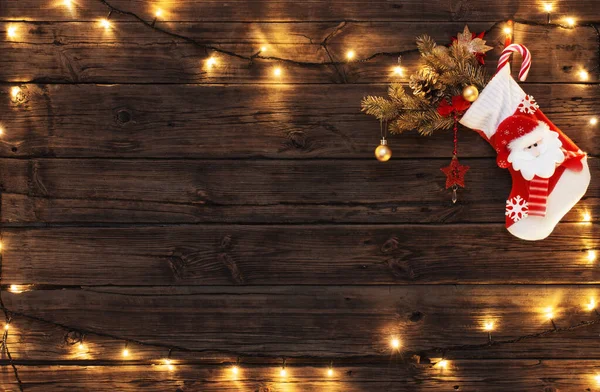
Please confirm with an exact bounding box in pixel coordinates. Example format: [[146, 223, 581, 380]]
[[65, 330, 84, 345], [115, 108, 132, 124], [381, 236, 399, 253], [287, 130, 307, 149]]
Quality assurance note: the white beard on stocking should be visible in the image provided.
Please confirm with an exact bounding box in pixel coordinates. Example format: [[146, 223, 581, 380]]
[[507, 127, 565, 181]]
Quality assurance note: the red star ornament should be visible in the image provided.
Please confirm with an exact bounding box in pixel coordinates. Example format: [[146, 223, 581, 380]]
[[440, 156, 470, 189]]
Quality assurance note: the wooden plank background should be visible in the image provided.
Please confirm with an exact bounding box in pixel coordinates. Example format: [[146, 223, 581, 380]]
[[0, 1, 599, 391]]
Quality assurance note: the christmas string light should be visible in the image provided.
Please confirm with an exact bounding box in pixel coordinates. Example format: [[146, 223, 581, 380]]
[[590, 117, 598, 125], [280, 358, 287, 377], [588, 250, 597, 263], [390, 337, 401, 351], [7, 25, 17, 39], [565, 17, 576, 27], [346, 50, 355, 60]]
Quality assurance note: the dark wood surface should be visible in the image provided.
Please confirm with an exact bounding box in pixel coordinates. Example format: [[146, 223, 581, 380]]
[[0, 1, 599, 390]]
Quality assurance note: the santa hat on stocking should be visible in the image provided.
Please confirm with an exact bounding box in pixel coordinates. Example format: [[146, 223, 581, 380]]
[[459, 44, 590, 241]]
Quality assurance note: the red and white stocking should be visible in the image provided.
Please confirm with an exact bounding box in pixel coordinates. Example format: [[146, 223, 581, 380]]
[[460, 44, 591, 241]]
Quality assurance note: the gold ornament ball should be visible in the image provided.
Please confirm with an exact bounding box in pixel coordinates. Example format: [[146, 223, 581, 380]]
[[462, 85, 479, 102], [375, 139, 392, 162]]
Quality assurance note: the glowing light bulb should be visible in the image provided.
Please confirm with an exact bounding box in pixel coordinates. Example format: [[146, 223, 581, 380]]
[[346, 50, 355, 60], [595, 373, 600, 385], [565, 17, 576, 27], [586, 298, 596, 311], [99, 19, 111, 29], [327, 368, 334, 377], [583, 212, 592, 222], [273, 67, 282, 77], [231, 365, 239, 375], [544, 307, 554, 320], [543, 3, 553, 12], [0, 127, 4, 136], [164, 358, 174, 370], [206, 56, 217, 68], [590, 117, 598, 125], [280, 368, 287, 377], [78, 342, 85, 350], [390, 337, 401, 350], [122, 348, 129, 357], [484, 321, 495, 331], [260, 45, 267, 52], [10, 86, 21, 100], [7, 26, 17, 39], [579, 70, 589, 81], [393, 66, 404, 76], [503, 26, 512, 35], [9, 285, 23, 294], [155, 9, 163, 17], [4, 324, 9, 331], [63, 0, 72, 8], [588, 250, 597, 263], [437, 360, 448, 369]]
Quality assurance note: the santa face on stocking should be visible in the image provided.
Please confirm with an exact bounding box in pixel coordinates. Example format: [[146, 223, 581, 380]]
[[460, 45, 590, 241]]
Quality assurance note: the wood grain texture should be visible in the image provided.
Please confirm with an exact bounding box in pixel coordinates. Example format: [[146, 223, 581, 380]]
[[0, 158, 597, 224], [3, 0, 600, 22], [1, 84, 598, 159], [4, 286, 600, 359], [1, 360, 600, 391], [2, 223, 597, 285], [0, 21, 596, 83]]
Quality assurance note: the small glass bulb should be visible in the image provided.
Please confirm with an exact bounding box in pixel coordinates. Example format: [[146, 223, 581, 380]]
[[484, 321, 494, 331], [273, 67, 282, 77], [63, 0, 72, 8], [543, 3, 553, 12], [437, 360, 448, 369], [390, 337, 400, 350], [7, 26, 17, 38], [503, 27, 512, 35], [346, 50, 355, 60], [579, 70, 589, 81], [280, 368, 287, 377], [327, 368, 334, 377], [10, 86, 21, 100], [99, 19, 111, 29], [155, 9, 163, 17], [588, 250, 597, 263], [122, 348, 129, 357], [586, 298, 596, 311], [583, 212, 592, 222], [565, 17, 576, 27], [544, 307, 554, 320], [4, 324, 9, 331], [595, 373, 600, 385], [78, 342, 85, 350], [260, 46, 267, 52], [206, 56, 217, 68], [590, 117, 598, 125], [393, 66, 404, 76]]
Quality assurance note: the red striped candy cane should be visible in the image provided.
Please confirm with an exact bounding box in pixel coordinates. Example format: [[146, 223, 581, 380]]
[[497, 44, 531, 81]]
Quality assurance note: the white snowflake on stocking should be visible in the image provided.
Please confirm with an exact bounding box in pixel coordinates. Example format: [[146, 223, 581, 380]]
[[518, 95, 539, 114], [506, 195, 529, 222]]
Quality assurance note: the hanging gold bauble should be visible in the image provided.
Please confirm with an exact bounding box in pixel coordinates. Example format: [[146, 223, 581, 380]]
[[462, 85, 479, 102], [375, 139, 392, 162]]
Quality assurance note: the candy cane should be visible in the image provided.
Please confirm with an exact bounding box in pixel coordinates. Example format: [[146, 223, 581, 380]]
[[497, 44, 531, 81]]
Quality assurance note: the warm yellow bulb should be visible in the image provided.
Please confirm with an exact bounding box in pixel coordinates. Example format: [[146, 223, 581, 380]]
[[122, 348, 129, 357], [544, 307, 554, 320], [155, 9, 163, 17], [595, 373, 600, 385], [586, 298, 596, 311], [10, 86, 21, 100], [206, 56, 217, 68], [579, 70, 589, 81], [503, 27, 512, 35], [327, 368, 334, 377], [346, 50, 355, 60], [280, 368, 287, 377], [393, 66, 404, 76], [0, 127, 4, 136], [583, 212, 592, 222], [543, 3, 553, 12], [565, 17, 576, 27], [588, 250, 597, 263], [99, 19, 111, 29], [63, 0, 72, 8], [390, 337, 400, 350], [273, 67, 282, 77], [7, 26, 17, 38], [9, 285, 23, 294], [260, 46, 267, 52], [590, 117, 598, 125], [78, 342, 85, 350], [484, 321, 495, 331], [231, 365, 239, 375], [437, 360, 448, 369], [4, 324, 9, 331]]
